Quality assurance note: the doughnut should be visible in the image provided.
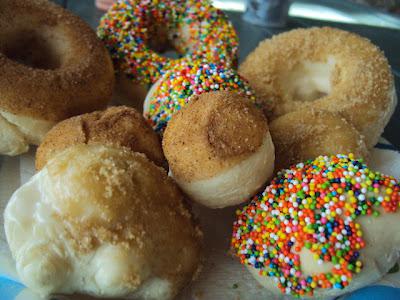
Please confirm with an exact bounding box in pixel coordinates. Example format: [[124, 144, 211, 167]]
[[163, 91, 275, 209], [0, 0, 114, 156], [144, 61, 258, 134], [232, 154, 400, 298], [239, 27, 396, 148], [5, 144, 202, 299], [97, 0, 238, 106], [270, 110, 369, 172], [36, 106, 166, 170]]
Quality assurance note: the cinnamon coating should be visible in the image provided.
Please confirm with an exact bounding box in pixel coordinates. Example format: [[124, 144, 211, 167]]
[[269, 109, 369, 172], [163, 91, 268, 182], [0, 0, 114, 122], [240, 27, 396, 148], [36, 106, 166, 170]]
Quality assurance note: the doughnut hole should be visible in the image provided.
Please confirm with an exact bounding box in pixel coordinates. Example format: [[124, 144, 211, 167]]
[[163, 91, 274, 208], [147, 25, 173, 54], [146, 24, 180, 59], [269, 110, 369, 172], [283, 57, 336, 102], [1, 27, 67, 70]]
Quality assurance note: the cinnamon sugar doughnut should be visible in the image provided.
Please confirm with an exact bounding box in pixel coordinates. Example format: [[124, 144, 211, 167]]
[[163, 91, 275, 208], [0, 0, 114, 156], [269, 110, 369, 172], [6, 144, 202, 299], [36, 106, 165, 170], [240, 27, 396, 148]]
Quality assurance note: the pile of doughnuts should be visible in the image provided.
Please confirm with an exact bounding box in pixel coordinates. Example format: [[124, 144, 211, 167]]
[[1, 0, 399, 300]]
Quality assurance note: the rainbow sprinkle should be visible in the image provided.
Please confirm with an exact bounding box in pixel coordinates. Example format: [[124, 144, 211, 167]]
[[144, 61, 257, 133], [97, 0, 238, 85], [232, 154, 400, 297]]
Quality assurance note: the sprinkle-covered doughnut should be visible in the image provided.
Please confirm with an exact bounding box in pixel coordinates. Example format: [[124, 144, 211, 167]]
[[143, 61, 257, 133], [97, 0, 238, 86], [232, 154, 399, 297]]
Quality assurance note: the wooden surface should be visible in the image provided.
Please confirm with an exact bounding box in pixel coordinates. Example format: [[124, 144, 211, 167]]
[[53, 0, 400, 148]]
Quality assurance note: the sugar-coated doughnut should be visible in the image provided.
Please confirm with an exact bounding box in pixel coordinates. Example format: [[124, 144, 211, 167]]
[[98, 0, 238, 106], [239, 27, 396, 148], [270, 110, 369, 172], [5, 144, 202, 299], [0, 0, 115, 156], [163, 91, 275, 209], [232, 154, 400, 298], [144, 61, 257, 134], [36, 106, 166, 170]]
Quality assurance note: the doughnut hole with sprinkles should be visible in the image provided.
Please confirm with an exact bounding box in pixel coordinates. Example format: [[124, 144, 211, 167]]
[[143, 61, 259, 134], [231, 154, 400, 297]]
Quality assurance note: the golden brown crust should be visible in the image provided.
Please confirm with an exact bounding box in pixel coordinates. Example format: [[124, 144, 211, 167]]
[[36, 106, 166, 170], [45, 144, 202, 296], [269, 109, 369, 172], [239, 27, 394, 147], [163, 91, 268, 182], [0, 0, 114, 121]]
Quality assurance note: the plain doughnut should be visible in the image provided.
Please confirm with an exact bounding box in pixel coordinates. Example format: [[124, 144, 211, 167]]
[[240, 27, 396, 148]]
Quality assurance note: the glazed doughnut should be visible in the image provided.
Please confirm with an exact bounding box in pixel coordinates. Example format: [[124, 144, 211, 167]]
[[232, 154, 400, 298], [0, 0, 114, 156], [144, 61, 258, 133], [5, 144, 202, 299], [98, 0, 238, 106], [239, 27, 396, 148], [163, 91, 275, 209], [270, 110, 369, 172], [36, 106, 166, 170]]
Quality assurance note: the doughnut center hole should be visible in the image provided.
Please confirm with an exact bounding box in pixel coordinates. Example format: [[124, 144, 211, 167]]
[[148, 25, 180, 59], [3, 29, 62, 70], [286, 57, 336, 102]]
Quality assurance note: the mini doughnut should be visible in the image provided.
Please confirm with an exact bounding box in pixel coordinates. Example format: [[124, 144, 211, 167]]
[[232, 154, 400, 298], [0, 0, 114, 156], [163, 91, 275, 209], [98, 0, 238, 106], [36, 106, 166, 170], [269, 109, 369, 172], [5, 144, 202, 299], [144, 61, 258, 133], [239, 27, 396, 148]]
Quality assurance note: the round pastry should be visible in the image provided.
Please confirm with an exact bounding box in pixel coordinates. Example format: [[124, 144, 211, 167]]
[[144, 61, 258, 134], [97, 0, 238, 106], [36, 106, 166, 170], [163, 91, 275, 209], [0, 0, 115, 156], [5, 144, 202, 299], [232, 154, 400, 298], [270, 110, 369, 172], [239, 27, 396, 148]]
